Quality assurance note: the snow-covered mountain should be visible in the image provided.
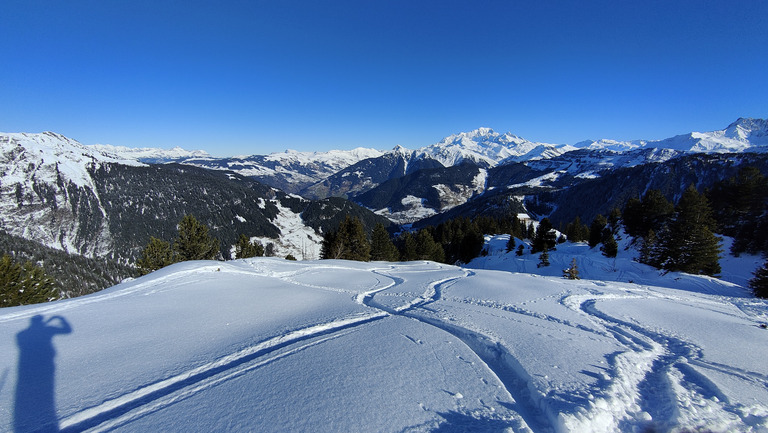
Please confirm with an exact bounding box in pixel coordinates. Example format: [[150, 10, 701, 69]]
[[415, 127, 576, 167], [0, 132, 145, 256], [178, 147, 383, 194], [577, 117, 768, 154], [1, 237, 765, 433], [0, 132, 390, 262], [89, 143, 212, 163]]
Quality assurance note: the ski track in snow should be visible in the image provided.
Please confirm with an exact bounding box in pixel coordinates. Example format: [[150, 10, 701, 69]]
[[57, 313, 387, 432], [13, 261, 765, 432]]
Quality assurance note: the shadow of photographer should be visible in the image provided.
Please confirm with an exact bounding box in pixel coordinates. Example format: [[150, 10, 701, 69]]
[[14, 315, 72, 433]]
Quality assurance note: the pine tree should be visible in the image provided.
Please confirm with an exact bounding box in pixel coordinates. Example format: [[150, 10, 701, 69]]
[[589, 215, 607, 248], [537, 248, 550, 268], [340, 216, 371, 261], [173, 215, 220, 262], [516, 244, 525, 256], [532, 218, 556, 253], [0, 254, 59, 307], [457, 227, 484, 263], [321, 216, 371, 261], [657, 185, 722, 276], [235, 234, 263, 259], [399, 232, 419, 261], [415, 229, 445, 262], [623, 189, 674, 239], [563, 258, 580, 280], [749, 260, 768, 298], [320, 230, 341, 259], [600, 232, 618, 258], [137, 237, 175, 275], [506, 235, 517, 253], [638, 229, 660, 266], [370, 223, 399, 262]]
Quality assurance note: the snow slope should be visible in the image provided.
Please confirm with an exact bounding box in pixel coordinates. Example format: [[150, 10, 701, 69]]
[[1, 253, 766, 432]]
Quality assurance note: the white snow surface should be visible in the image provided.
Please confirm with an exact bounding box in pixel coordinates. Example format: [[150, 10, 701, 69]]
[[2, 238, 767, 432]]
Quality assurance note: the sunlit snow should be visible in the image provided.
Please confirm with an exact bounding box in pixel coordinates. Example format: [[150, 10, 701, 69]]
[[2, 239, 766, 432]]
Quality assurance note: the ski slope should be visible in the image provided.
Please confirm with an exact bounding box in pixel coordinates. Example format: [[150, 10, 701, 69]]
[[1, 256, 767, 432]]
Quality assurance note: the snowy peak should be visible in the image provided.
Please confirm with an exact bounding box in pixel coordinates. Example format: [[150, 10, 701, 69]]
[[724, 117, 768, 142], [577, 117, 768, 154], [415, 127, 573, 168], [91, 143, 212, 163], [261, 147, 382, 167], [0, 132, 144, 189]]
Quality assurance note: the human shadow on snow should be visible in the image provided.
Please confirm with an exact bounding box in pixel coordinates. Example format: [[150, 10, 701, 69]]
[[14, 315, 72, 433]]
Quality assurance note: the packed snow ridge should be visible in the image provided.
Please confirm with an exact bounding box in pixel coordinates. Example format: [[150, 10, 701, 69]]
[[2, 233, 767, 432]]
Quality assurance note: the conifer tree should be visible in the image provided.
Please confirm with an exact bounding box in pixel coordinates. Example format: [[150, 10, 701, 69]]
[[589, 214, 607, 248], [173, 215, 220, 262], [506, 235, 517, 253], [639, 229, 660, 267], [600, 232, 618, 258], [563, 258, 580, 280], [399, 232, 419, 261], [340, 216, 371, 261], [537, 248, 550, 268], [320, 230, 341, 259], [516, 244, 525, 256], [320, 216, 371, 261], [623, 190, 674, 238], [1, 254, 59, 307], [532, 218, 556, 253], [370, 223, 399, 262], [657, 185, 722, 276], [235, 234, 263, 259], [137, 237, 175, 275], [414, 229, 445, 262], [457, 227, 484, 263], [749, 259, 768, 298]]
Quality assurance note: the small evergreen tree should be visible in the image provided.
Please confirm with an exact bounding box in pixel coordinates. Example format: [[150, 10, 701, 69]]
[[137, 237, 175, 275], [600, 232, 618, 258], [749, 260, 768, 298], [370, 223, 399, 262], [563, 258, 580, 280], [506, 235, 516, 253], [537, 248, 550, 268], [516, 244, 525, 256], [285, 254, 297, 261], [173, 214, 220, 262], [639, 229, 660, 267]]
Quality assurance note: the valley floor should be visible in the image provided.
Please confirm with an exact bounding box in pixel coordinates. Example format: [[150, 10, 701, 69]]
[[1, 256, 767, 432]]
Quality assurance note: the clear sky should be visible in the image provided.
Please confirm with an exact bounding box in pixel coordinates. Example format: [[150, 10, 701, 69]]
[[1, 1, 767, 156]]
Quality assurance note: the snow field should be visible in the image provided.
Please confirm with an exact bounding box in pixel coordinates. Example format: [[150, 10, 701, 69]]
[[1, 255, 766, 432]]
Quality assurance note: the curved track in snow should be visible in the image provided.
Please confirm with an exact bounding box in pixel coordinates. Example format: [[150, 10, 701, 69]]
[[4, 259, 766, 433]]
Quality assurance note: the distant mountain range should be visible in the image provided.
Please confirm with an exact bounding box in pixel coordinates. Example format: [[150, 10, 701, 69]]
[[2, 117, 767, 269]]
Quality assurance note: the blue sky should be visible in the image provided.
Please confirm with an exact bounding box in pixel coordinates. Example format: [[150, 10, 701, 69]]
[[1, 1, 766, 156]]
